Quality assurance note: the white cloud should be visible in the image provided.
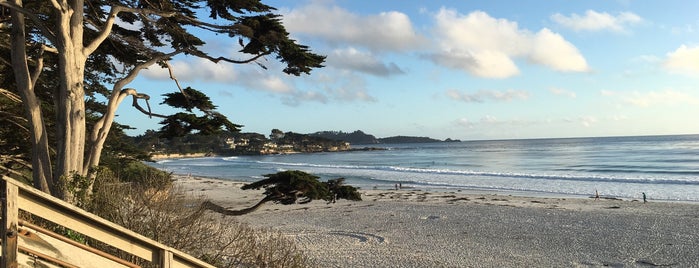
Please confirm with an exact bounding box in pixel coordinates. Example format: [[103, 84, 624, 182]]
[[529, 28, 589, 72], [549, 87, 577, 98], [664, 45, 699, 76], [426, 50, 519, 78], [313, 72, 378, 103], [281, 2, 423, 51], [255, 75, 294, 94], [282, 91, 328, 106], [579, 116, 597, 127], [551, 10, 642, 32], [142, 58, 239, 83], [634, 55, 661, 63], [446, 89, 530, 103], [671, 24, 696, 35], [600, 90, 616, 96], [623, 89, 699, 107], [455, 115, 533, 128], [429, 9, 589, 78], [601, 88, 699, 108], [328, 48, 404, 76], [609, 115, 628, 121], [322, 73, 377, 103], [139, 55, 312, 97], [480, 115, 499, 124]]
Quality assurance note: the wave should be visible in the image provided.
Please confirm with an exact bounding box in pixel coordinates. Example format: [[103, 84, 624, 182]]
[[253, 160, 699, 186]]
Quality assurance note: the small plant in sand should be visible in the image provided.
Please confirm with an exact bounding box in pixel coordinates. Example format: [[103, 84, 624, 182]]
[[203, 170, 362, 216]]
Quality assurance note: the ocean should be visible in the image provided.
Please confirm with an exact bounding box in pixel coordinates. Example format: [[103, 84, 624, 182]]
[[150, 134, 699, 202]]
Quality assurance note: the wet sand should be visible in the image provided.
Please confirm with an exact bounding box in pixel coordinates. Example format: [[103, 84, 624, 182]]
[[175, 175, 699, 267]]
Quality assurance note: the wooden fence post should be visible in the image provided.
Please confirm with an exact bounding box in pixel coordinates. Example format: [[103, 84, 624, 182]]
[[160, 249, 173, 268], [1, 179, 19, 268]]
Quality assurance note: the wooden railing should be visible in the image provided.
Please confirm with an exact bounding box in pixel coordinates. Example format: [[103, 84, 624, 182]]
[[1, 176, 215, 268]]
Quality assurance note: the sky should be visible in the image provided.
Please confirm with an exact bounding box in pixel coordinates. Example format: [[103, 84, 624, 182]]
[[120, 0, 699, 141]]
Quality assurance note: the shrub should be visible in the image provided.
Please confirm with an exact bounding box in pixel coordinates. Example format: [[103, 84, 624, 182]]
[[89, 170, 311, 267], [119, 161, 173, 190]]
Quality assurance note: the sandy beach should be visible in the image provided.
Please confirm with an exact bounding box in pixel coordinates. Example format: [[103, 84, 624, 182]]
[[175, 175, 699, 267]]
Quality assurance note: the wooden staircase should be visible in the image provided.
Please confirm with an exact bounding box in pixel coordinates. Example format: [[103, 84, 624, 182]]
[[1, 176, 215, 268]]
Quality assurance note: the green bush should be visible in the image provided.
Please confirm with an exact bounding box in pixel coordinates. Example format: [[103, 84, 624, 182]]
[[119, 161, 173, 190]]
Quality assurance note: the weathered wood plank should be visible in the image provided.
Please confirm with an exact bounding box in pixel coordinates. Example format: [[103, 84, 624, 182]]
[[1, 176, 215, 268], [18, 222, 140, 268], [17, 189, 156, 261], [2, 180, 19, 268], [161, 249, 173, 268]]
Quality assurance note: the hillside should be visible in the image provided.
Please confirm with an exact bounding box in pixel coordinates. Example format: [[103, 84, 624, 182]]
[[310, 130, 379, 144], [310, 130, 461, 144]]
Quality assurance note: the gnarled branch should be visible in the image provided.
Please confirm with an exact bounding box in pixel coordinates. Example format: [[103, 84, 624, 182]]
[[84, 5, 176, 56], [120, 88, 167, 119], [187, 48, 271, 65], [165, 61, 188, 98], [30, 45, 57, 88]]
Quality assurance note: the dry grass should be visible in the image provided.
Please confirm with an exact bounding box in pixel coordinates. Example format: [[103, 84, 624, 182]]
[[89, 174, 311, 267]]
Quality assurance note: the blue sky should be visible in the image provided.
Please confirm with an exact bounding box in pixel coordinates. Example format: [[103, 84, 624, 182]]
[[120, 0, 699, 140]]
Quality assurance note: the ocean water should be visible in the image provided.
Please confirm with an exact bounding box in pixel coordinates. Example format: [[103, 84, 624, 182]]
[[150, 134, 699, 202]]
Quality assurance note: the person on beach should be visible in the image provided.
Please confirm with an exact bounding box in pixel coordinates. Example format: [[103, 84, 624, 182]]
[[642, 192, 647, 203], [595, 190, 599, 200]]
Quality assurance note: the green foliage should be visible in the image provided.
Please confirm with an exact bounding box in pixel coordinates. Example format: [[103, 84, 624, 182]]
[[325, 178, 362, 201], [158, 88, 243, 139], [161, 87, 216, 112], [118, 161, 173, 190], [60, 173, 94, 209], [243, 170, 361, 205], [243, 170, 329, 204]]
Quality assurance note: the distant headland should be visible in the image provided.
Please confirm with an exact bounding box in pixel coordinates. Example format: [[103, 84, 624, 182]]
[[309, 130, 461, 145], [142, 129, 460, 157]]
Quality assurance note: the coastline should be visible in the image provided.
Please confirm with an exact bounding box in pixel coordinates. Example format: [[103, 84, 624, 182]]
[[174, 175, 699, 267], [150, 152, 213, 160]]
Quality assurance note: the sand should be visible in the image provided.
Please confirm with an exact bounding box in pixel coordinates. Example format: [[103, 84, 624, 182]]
[[174, 175, 699, 267]]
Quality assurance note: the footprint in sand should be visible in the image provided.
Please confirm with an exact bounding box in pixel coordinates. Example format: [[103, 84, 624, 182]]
[[292, 231, 387, 245], [327, 231, 387, 244]]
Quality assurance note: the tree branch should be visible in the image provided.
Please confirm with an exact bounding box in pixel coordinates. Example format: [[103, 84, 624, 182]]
[[47, 0, 61, 11], [202, 196, 275, 216], [178, 15, 240, 33], [164, 61, 188, 98], [111, 51, 182, 98], [120, 88, 168, 118], [189, 48, 271, 64], [0, 111, 29, 132], [0, 88, 22, 103], [84, 5, 176, 56], [0, 53, 10, 66], [0, 0, 57, 43], [30, 45, 57, 88]]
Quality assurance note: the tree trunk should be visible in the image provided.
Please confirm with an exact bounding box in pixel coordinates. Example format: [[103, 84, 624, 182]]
[[53, 0, 88, 201], [9, 0, 53, 193], [202, 197, 275, 216]]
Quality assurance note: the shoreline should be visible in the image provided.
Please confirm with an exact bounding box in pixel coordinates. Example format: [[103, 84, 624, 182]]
[[171, 172, 697, 204], [174, 175, 699, 267]]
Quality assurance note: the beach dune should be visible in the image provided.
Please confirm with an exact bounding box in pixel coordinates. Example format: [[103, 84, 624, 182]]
[[176, 175, 699, 267]]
